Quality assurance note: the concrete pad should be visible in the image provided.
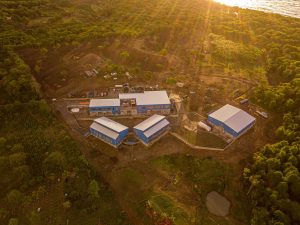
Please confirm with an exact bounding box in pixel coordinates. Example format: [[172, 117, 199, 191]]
[[206, 191, 230, 217]]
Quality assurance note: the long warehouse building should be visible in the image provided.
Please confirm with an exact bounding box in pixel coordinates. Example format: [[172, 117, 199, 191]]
[[89, 91, 171, 116], [90, 117, 129, 148], [134, 114, 170, 145], [208, 104, 256, 138]]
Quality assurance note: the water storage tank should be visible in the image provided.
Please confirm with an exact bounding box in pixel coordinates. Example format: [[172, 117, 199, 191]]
[[71, 108, 80, 113], [198, 121, 211, 132], [240, 99, 249, 105]]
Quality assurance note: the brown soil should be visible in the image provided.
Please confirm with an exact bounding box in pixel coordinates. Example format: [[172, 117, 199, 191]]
[[78, 53, 103, 68], [103, 38, 169, 71]]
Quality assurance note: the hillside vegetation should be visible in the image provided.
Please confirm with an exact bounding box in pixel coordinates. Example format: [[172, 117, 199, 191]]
[[1, 0, 299, 79], [0, 50, 129, 224], [244, 79, 300, 225]]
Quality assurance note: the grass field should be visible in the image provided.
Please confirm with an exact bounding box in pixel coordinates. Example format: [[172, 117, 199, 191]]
[[106, 154, 251, 224], [196, 131, 227, 148], [150, 155, 251, 224], [147, 194, 189, 225], [178, 129, 227, 148]]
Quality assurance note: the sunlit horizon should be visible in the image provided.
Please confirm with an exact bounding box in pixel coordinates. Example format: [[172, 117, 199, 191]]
[[214, 0, 249, 7], [213, 0, 300, 18]]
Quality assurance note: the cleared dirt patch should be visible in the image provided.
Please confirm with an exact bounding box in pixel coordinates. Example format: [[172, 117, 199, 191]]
[[77, 53, 103, 70]]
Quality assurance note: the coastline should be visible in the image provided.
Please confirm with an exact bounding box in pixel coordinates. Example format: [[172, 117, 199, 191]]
[[213, 0, 300, 19]]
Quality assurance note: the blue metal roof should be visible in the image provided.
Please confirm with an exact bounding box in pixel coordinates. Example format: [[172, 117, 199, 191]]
[[90, 99, 120, 107], [134, 114, 165, 131], [144, 119, 169, 138], [224, 110, 256, 133], [94, 117, 128, 133], [90, 122, 119, 140], [209, 104, 256, 133]]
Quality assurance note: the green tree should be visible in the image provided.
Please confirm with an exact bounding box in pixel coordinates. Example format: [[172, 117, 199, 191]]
[[9, 152, 26, 167], [8, 218, 19, 225], [120, 51, 129, 63], [0, 137, 7, 152], [0, 156, 9, 173], [40, 48, 48, 58], [160, 48, 168, 56], [10, 144, 24, 152], [6, 190, 23, 213], [29, 210, 41, 225], [268, 171, 283, 187], [63, 200, 71, 209], [43, 151, 65, 175], [285, 99, 295, 110], [88, 179, 100, 200], [251, 207, 269, 225], [276, 182, 288, 198], [273, 210, 290, 225]]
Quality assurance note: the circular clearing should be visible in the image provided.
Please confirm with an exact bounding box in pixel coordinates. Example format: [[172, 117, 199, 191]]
[[206, 191, 230, 217]]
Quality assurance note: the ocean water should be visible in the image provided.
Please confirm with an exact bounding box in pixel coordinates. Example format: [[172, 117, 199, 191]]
[[213, 0, 300, 18]]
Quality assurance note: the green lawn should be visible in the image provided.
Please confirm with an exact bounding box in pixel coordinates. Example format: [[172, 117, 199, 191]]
[[196, 131, 227, 148], [179, 129, 227, 148]]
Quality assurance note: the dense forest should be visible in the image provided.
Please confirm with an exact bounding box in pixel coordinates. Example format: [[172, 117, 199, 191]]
[[244, 39, 299, 224], [0, 49, 129, 224], [0, 0, 300, 224], [244, 79, 300, 224], [1, 1, 132, 222]]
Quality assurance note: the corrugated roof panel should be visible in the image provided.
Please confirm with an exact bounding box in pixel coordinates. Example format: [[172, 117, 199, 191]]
[[140, 91, 170, 105], [144, 119, 169, 138], [119, 91, 170, 106], [90, 122, 119, 140], [94, 117, 128, 133], [89, 99, 120, 107], [209, 104, 240, 122], [134, 114, 165, 131], [224, 110, 256, 133], [119, 93, 143, 100]]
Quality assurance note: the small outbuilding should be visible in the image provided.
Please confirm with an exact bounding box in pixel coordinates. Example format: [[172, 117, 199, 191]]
[[90, 117, 128, 148], [208, 104, 256, 138], [134, 114, 170, 145]]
